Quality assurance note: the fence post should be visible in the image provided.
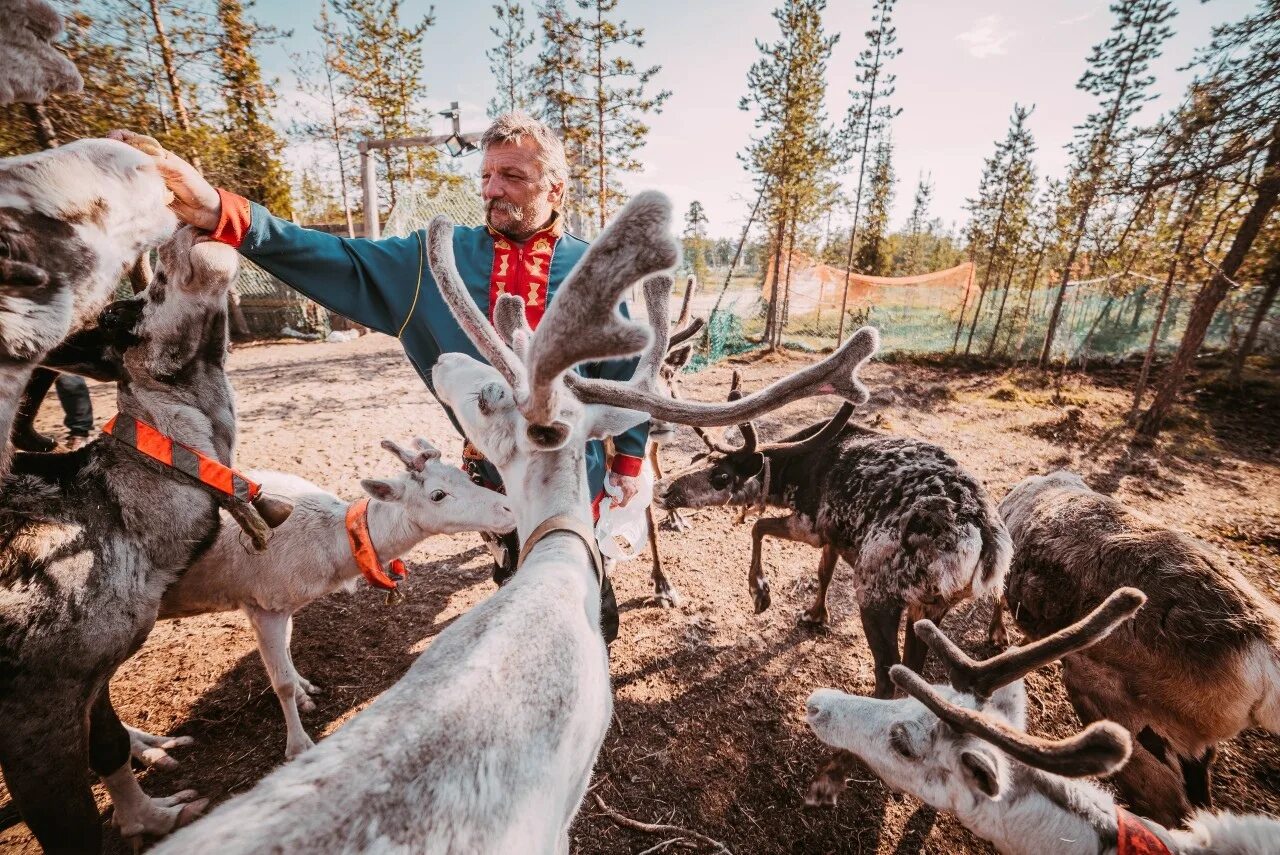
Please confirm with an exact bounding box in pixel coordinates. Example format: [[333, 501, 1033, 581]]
[[360, 142, 380, 240]]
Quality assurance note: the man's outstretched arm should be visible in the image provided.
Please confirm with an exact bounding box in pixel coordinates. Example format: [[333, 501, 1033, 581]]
[[113, 130, 418, 336]]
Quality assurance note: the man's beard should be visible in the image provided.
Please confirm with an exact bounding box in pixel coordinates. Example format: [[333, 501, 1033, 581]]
[[486, 199, 534, 240]]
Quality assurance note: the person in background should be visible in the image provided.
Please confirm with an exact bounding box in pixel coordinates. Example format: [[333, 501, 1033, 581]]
[[11, 367, 93, 452]]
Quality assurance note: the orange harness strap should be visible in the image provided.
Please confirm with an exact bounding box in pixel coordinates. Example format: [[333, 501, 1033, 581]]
[[103, 415, 260, 501], [345, 497, 408, 597], [1117, 807, 1172, 855]]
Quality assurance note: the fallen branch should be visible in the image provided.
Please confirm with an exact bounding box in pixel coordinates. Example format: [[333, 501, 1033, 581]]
[[593, 793, 733, 855]]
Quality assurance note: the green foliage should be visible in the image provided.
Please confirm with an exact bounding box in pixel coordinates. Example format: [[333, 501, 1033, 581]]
[[854, 134, 895, 275], [487, 2, 536, 117]]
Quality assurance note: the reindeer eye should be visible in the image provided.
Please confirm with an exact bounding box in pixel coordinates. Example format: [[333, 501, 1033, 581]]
[[889, 723, 917, 759], [710, 471, 731, 490], [430, 490, 446, 502]]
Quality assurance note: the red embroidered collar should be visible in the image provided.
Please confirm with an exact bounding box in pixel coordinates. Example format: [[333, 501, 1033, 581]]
[[1117, 807, 1171, 855], [488, 214, 564, 330], [345, 497, 408, 601], [103, 415, 260, 501]]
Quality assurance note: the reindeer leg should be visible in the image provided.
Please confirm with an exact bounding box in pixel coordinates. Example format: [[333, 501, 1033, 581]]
[[93, 687, 207, 842], [0, 694, 101, 852], [987, 596, 1009, 648], [246, 605, 315, 758], [749, 516, 800, 614], [124, 723, 195, 770], [860, 601, 905, 699], [799, 545, 838, 627], [645, 503, 681, 608], [903, 601, 952, 676]]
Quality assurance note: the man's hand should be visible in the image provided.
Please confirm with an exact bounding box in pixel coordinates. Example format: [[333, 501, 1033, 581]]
[[108, 130, 221, 231], [607, 472, 642, 508]]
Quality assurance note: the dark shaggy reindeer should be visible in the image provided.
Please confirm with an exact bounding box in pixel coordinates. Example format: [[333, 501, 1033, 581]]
[[655, 385, 1011, 805], [155, 192, 878, 855], [995, 470, 1280, 828], [807, 588, 1280, 854], [0, 227, 291, 853]]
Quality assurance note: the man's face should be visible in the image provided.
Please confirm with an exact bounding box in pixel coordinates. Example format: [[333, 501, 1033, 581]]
[[481, 139, 563, 241]]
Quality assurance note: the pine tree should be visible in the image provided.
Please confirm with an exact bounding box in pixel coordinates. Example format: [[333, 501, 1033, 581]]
[[290, 5, 363, 236], [899, 172, 933, 274], [958, 103, 1037, 355], [532, 0, 590, 229], [213, 0, 291, 214], [1039, 0, 1176, 366], [684, 200, 710, 286], [575, 0, 670, 228], [854, 134, 895, 275], [330, 0, 441, 207], [740, 0, 839, 347], [1136, 0, 1280, 435], [488, 2, 535, 117], [836, 0, 901, 344]]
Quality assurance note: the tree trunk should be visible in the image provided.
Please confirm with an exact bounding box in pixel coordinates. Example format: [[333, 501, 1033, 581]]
[[1040, 203, 1091, 366], [1129, 285, 1148, 330], [23, 103, 58, 148], [1012, 243, 1047, 359], [1227, 259, 1280, 387], [227, 290, 252, 341], [148, 0, 201, 171], [778, 212, 798, 347], [966, 191, 1011, 355], [1139, 123, 1280, 436], [764, 217, 785, 347], [986, 248, 1021, 356]]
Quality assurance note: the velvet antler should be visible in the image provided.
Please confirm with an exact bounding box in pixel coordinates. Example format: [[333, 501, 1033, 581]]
[[890, 667, 1133, 778], [914, 587, 1147, 701]]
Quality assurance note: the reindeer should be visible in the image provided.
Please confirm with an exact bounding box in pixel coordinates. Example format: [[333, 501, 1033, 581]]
[[0, 0, 82, 105], [994, 470, 1280, 827], [1, 138, 177, 480], [154, 191, 879, 854], [119, 438, 513, 765], [806, 588, 1280, 855], [0, 227, 292, 852]]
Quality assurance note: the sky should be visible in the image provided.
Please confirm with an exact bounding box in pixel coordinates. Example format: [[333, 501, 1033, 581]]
[[251, 0, 1253, 239]]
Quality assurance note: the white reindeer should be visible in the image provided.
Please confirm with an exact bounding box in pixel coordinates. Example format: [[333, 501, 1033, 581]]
[[123, 437, 514, 765], [806, 588, 1280, 855], [155, 190, 878, 854]]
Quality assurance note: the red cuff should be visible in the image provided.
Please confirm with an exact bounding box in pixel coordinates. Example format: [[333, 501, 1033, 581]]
[[211, 188, 252, 249], [610, 453, 644, 477]]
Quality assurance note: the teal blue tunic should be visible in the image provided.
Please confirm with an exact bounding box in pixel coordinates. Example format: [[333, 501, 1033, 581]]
[[233, 202, 648, 496]]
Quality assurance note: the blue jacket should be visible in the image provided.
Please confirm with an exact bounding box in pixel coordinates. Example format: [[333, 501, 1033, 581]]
[[214, 194, 649, 496]]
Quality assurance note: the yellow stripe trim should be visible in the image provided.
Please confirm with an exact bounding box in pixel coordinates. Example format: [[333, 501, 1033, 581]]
[[398, 232, 426, 339]]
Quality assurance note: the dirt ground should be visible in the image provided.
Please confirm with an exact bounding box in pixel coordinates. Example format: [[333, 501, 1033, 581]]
[[2, 333, 1277, 854]]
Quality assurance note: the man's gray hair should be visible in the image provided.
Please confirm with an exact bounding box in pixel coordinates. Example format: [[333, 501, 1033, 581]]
[[481, 111, 570, 189]]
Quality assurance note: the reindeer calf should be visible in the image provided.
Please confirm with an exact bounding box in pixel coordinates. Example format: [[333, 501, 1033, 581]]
[[124, 438, 513, 765], [995, 470, 1280, 827]]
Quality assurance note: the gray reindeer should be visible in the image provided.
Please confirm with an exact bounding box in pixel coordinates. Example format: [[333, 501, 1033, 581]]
[[0, 227, 289, 852]]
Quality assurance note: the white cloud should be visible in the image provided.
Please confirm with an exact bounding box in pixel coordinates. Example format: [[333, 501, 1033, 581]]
[[956, 15, 1016, 59]]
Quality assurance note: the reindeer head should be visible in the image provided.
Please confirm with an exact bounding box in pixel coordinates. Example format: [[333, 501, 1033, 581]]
[[364, 437, 515, 536], [654, 372, 861, 510], [806, 588, 1144, 815], [0, 139, 176, 361], [429, 189, 880, 519]]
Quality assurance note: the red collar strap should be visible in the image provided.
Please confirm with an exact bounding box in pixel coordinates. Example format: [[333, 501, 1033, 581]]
[[345, 497, 408, 602], [103, 415, 260, 502], [1117, 807, 1171, 855]]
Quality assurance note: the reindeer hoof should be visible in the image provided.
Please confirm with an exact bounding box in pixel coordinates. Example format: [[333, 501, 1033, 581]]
[[127, 726, 194, 770], [798, 608, 828, 628], [752, 581, 771, 614], [285, 733, 316, 760], [989, 624, 1009, 648], [113, 788, 205, 841], [661, 512, 690, 533], [804, 774, 843, 807], [648, 583, 683, 608]]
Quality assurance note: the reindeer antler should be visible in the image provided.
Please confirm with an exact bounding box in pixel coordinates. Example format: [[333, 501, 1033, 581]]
[[521, 191, 678, 427], [568, 325, 879, 427], [493, 292, 532, 360], [915, 587, 1147, 701], [890, 667, 1132, 778], [426, 217, 526, 399]]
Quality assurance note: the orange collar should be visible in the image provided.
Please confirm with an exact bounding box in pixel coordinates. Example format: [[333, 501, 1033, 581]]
[[1117, 807, 1171, 855], [345, 497, 408, 600], [103, 415, 260, 501]]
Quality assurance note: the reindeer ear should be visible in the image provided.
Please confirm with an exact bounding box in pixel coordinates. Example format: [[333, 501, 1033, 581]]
[[361, 478, 406, 501], [584, 404, 649, 440], [960, 748, 1003, 799]]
